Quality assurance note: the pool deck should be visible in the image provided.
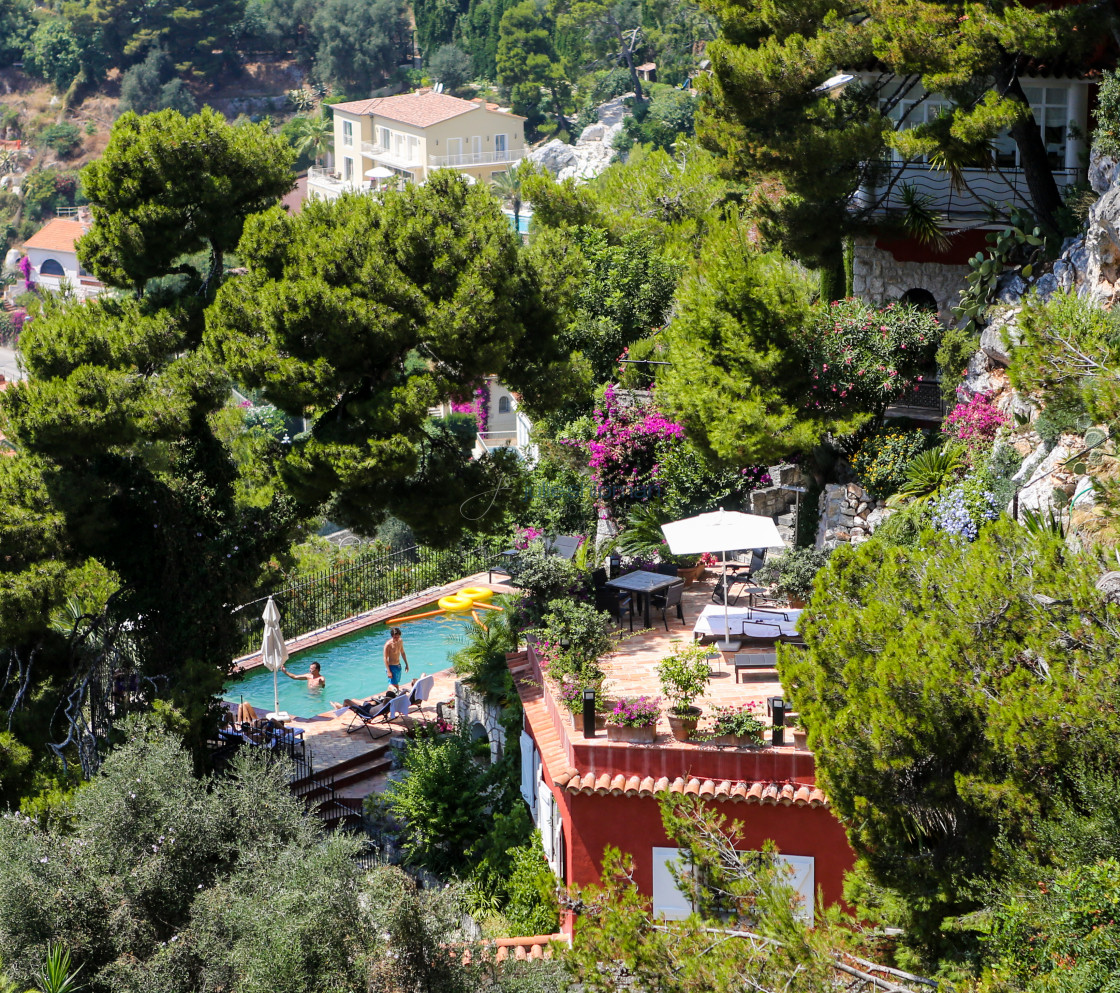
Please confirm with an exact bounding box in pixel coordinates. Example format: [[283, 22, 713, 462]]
[[232, 570, 509, 672], [229, 575, 516, 798]]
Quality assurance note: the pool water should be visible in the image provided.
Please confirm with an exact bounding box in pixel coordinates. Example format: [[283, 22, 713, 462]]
[[227, 612, 471, 717]]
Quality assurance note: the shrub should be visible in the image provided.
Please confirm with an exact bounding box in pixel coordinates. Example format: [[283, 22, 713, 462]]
[[501, 837, 560, 936], [700, 703, 766, 743], [606, 696, 660, 727], [797, 299, 941, 417], [428, 44, 473, 91], [753, 546, 831, 602], [37, 123, 81, 158], [507, 541, 584, 625], [537, 598, 613, 668], [935, 325, 979, 405], [851, 428, 930, 500], [242, 402, 287, 440], [886, 445, 965, 507], [1094, 69, 1120, 158], [942, 392, 1006, 453], [1034, 387, 1091, 445], [657, 642, 711, 715], [930, 484, 1000, 542]]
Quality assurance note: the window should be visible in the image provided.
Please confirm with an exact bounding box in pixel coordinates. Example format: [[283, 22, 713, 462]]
[[343, 157, 354, 181], [408, 136, 419, 162], [379, 126, 391, 150], [495, 133, 508, 161], [472, 135, 482, 162], [498, 395, 511, 414], [1024, 86, 1070, 169], [447, 137, 463, 165], [652, 847, 816, 923], [39, 258, 65, 277], [342, 120, 353, 146]]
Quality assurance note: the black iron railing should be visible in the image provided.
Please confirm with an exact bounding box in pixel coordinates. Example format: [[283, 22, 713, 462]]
[[232, 541, 502, 654]]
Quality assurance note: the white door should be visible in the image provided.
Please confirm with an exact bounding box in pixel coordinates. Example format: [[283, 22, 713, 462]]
[[495, 133, 508, 162], [447, 138, 463, 165], [472, 135, 482, 163]]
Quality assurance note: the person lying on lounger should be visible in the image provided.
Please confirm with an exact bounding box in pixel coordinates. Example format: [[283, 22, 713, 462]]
[[280, 661, 325, 689]]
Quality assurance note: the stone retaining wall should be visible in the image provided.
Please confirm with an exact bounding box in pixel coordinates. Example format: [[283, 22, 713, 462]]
[[851, 236, 970, 326], [815, 482, 893, 549]]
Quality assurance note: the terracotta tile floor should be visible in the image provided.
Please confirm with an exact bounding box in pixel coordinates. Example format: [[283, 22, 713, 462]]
[[571, 577, 788, 738]]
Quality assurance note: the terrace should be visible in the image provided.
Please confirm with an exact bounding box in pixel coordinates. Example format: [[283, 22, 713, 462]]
[[513, 577, 821, 803]]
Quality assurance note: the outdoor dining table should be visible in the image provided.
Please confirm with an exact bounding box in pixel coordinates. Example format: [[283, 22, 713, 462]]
[[605, 570, 680, 628]]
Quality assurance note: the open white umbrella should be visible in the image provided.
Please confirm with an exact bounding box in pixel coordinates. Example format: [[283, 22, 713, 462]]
[[260, 596, 289, 718], [365, 166, 394, 179], [661, 508, 782, 651]]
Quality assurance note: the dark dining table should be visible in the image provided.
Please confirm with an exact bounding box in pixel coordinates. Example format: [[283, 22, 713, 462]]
[[605, 570, 680, 628]]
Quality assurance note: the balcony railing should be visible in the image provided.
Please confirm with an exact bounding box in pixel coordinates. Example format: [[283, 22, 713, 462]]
[[428, 149, 523, 169], [854, 163, 1080, 221]]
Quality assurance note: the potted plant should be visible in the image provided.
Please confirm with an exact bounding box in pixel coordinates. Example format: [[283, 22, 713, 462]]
[[753, 547, 831, 608], [606, 696, 660, 744], [657, 643, 711, 740], [558, 675, 607, 731], [701, 703, 766, 747], [785, 715, 808, 749]]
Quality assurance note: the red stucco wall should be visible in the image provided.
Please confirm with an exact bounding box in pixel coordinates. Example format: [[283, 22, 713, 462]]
[[557, 790, 855, 911]]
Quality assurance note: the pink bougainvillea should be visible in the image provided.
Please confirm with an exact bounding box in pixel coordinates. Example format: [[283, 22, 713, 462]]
[[942, 391, 1006, 451], [449, 380, 491, 433], [513, 525, 543, 549], [17, 256, 32, 293], [578, 384, 684, 520]]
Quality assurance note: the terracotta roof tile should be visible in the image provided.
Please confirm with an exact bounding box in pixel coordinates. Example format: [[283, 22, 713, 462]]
[[23, 218, 87, 254], [561, 772, 829, 807], [332, 91, 483, 127]]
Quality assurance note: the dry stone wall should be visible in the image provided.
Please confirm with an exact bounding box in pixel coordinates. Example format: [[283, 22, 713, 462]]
[[851, 235, 971, 325], [815, 482, 893, 549]]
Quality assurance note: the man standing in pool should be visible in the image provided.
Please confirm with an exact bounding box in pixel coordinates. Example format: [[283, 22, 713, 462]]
[[384, 627, 409, 691], [280, 661, 325, 690]]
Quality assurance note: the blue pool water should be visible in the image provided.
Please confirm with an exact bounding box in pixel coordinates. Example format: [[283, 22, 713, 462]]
[[503, 210, 531, 234], [227, 612, 471, 717]]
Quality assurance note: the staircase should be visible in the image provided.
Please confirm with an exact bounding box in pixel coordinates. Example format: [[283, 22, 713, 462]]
[[290, 741, 394, 830]]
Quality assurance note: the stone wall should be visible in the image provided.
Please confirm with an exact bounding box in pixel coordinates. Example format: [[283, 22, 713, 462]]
[[851, 236, 971, 326], [815, 482, 893, 549], [454, 678, 506, 763]]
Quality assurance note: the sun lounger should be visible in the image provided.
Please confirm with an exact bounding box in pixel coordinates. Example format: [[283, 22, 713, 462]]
[[733, 652, 778, 683], [345, 698, 393, 740], [408, 674, 435, 718]]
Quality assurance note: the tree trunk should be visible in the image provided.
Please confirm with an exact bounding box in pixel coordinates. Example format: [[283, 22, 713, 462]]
[[995, 57, 1062, 232], [610, 17, 645, 102]]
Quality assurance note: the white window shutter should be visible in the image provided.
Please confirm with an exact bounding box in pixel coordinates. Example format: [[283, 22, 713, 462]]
[[520, 731, 536, 815], [538, 780, 555, 867]]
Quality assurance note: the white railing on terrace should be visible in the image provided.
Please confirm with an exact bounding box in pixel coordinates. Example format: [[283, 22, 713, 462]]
[[476, 430, 519, 448], [428, 149, 523, 169], [360, 141, 388, 157], [854, 163, 1081, 221]]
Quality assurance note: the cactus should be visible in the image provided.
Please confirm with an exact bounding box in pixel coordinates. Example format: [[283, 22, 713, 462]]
[[1084, 427, 1107, 449]]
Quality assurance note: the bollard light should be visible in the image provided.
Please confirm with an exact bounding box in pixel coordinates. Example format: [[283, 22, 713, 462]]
[[769, 697, 786, 746], [582, 687, 596, 739]]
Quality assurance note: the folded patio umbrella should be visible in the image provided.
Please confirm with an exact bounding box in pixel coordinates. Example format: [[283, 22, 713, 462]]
[[661, 509, 783, 651], [260, 596, 289, 717]]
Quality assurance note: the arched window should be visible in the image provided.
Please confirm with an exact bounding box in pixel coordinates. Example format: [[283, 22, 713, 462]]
[[900, 288, 938, 313], [39, 258, 65, 277], [498, 395, 511, 414]]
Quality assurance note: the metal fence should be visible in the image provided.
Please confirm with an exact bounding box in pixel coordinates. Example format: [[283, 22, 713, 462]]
[[233, 541, 501, 654]]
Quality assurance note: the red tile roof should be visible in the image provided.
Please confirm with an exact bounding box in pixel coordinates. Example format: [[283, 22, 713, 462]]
[[22, 218, 87, 254], [330, 91, 483, 127], [493, 934, 568, 962], [507, 652, 830, 809]]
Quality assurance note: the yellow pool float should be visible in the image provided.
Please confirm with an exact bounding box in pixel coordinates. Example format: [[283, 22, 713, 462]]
[[459, 586, 494, 603], [438, 592, 475, 613]]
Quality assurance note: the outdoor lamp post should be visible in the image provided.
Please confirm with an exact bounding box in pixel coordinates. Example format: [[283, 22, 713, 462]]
[[582, 688, 596, 739], [769, 697, 786, 746]]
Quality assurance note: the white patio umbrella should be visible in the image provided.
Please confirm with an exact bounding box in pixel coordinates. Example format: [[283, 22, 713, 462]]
[[260, 596, 289, 718], [365, 166, 394, 179], [661, 508, 782, 651]]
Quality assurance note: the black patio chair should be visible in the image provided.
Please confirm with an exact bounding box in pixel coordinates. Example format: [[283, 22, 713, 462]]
[[344, 698, 393, 741], [651, 580, 685, 630]]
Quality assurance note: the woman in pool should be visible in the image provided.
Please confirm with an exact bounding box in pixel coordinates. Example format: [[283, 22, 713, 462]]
[[280, 661, 325, 690]]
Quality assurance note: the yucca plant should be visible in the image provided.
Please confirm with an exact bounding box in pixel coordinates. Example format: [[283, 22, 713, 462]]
[[617, 502, 673, 558], [886, 446, 966, 507]]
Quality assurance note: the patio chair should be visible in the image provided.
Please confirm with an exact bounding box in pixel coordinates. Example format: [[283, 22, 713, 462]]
[[711, 572, 743, 605], [386, 693, 412, 726], [546, 535, 582, 560], [595, 584, 633, 631], [651, 580, 686, 631], [344, 698, 393, 741], [408, 674, 436, 718]]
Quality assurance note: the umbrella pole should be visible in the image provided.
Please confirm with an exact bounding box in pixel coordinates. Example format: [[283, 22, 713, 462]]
[[273, 669, 279, 716], [719, 550, 740, 652]]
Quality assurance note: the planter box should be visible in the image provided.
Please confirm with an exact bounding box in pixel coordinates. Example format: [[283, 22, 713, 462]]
[[572, 710, 607, 733], [791, 728, 808, 749], [607, 723, 657, 744], [709, 733, 765, 749]]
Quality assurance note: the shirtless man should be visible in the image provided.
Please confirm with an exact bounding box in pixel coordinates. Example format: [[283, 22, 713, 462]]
[[384, 627, 409, 691], [280, 661, 325, 689]]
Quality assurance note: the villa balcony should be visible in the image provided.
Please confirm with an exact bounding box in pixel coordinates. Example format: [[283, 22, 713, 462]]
[[854, 162, 1081, 222], [428, 149, 524, 170], [306, 167, 366, 202]]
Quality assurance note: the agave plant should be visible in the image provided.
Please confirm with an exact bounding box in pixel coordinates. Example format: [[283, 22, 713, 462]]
[[886, 446, 965, 507]]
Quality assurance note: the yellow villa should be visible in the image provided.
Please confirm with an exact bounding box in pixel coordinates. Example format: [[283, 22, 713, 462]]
[[307, 90, 527, 201]]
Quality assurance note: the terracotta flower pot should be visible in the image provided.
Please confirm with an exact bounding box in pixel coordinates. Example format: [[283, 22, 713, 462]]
[[607, 723, 657, 744], [710, 733, 764, 748], [667, 707, 702, 741], [792, 728, 808, 749], [787, 596, 808, 609], [677, 564, 707, 588]]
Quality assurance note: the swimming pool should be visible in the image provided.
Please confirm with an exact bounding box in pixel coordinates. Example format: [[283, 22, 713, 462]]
[[226, 612, 472, 717]]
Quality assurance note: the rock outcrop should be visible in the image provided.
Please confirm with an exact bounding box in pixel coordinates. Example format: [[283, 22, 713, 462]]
[[815, 482, 893, 549], [527, 96, 630, 183]]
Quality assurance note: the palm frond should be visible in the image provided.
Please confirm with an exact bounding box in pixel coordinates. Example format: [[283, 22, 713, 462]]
[[899, 184, 951, 253]]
